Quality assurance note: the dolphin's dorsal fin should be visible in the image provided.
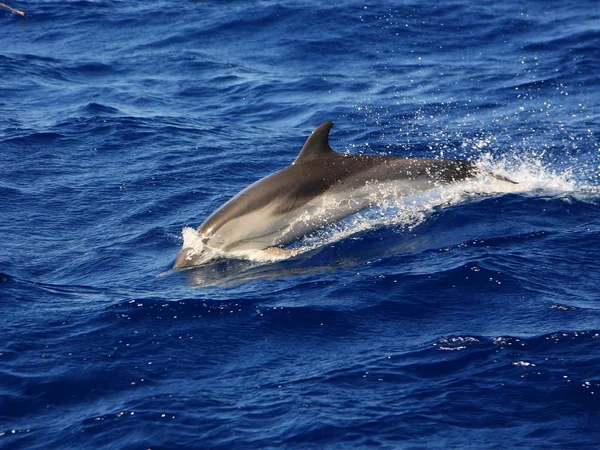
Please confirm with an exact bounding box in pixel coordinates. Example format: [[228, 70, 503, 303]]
[[293, 121, 335, 164]]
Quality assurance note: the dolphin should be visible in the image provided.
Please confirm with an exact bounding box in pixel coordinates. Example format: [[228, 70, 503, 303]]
[[173, 121, 484, 269]]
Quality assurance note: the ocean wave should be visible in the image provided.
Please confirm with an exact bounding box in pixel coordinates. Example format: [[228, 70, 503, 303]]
[[2, 0, 600, 448]]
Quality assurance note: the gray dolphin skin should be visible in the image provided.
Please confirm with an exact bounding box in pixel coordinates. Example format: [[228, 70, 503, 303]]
[[173, 121, 478, 269]]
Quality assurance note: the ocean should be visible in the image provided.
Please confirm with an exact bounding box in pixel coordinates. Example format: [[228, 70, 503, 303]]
[[1, 0, 599, 448]]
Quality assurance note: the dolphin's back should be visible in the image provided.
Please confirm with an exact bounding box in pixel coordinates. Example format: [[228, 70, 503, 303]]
[[275, 153, 475, 213]]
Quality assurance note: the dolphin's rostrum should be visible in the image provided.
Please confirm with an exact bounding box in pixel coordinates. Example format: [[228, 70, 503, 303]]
[[174, 121, 479, 268]]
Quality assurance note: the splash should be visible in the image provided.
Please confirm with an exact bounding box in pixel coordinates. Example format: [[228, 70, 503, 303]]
[[289, 153, 583, 257], [476, 152, 577, 193], [178, 227, 229, 265]]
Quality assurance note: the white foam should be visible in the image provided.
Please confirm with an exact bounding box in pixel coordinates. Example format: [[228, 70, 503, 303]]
[[475, 152, 577, 194], [288, 154, 585, 257], [181, 226, 202, 249], [180, 226, 228, 264]]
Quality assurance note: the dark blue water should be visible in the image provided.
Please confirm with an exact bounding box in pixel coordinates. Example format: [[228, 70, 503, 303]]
[[2, 1, 600, 448]]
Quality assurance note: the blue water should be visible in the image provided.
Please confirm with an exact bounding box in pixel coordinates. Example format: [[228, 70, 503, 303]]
[[2, 1, 600, 448]]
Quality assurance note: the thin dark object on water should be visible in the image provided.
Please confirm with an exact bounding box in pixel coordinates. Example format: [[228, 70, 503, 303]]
[[0, 2, 25, 16], [488, 172, 519, 184]]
